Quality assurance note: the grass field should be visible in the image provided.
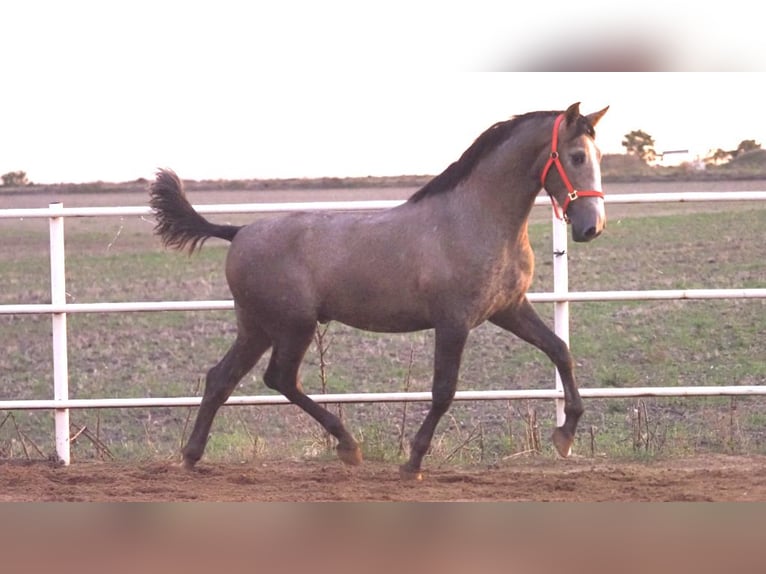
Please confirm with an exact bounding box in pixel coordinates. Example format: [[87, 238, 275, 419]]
[[1, 179, 764, 466]]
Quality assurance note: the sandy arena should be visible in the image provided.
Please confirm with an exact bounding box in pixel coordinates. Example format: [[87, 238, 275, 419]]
[[2, 454, 765, 501]]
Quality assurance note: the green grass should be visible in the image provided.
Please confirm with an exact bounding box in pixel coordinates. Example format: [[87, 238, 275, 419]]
[[1, 193, 764, 464]]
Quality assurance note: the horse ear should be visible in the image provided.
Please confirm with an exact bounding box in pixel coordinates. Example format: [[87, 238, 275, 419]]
[[564, 102, 581, 125], [586, 106, 609, 127]]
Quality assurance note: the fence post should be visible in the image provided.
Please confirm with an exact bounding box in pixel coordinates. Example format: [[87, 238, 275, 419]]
[[49, 203, 70, 465], [551, 212, 570, 427]]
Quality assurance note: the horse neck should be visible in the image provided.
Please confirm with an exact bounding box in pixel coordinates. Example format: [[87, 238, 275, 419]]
[[456, 119, 551, 237]]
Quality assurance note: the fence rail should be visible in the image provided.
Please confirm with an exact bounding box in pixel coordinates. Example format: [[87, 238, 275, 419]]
[[1, 190, 765, 465]]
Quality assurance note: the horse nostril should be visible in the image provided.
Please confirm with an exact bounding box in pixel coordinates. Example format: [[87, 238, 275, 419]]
[[573, 224, 603, 243]]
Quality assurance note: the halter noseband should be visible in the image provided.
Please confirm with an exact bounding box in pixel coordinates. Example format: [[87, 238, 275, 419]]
[[540, 113, 604, 222]]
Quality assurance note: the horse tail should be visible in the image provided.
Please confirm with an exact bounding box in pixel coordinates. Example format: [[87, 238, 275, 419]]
[[149, 168, 243, 254]]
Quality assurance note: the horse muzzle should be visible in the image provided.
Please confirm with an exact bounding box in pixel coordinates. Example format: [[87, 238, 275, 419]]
[[568, 196, 606, 243]]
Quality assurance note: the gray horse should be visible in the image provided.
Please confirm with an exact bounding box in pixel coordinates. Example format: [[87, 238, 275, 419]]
[[150, 102, 608, 480]]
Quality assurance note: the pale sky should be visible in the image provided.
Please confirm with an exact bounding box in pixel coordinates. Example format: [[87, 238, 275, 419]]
[[2, 2, 764, 184]]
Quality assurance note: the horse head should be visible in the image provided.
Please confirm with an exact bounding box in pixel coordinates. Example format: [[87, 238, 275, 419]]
[[540, 102, 609, 242]]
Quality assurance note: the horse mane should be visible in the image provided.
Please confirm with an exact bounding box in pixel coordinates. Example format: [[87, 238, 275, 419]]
[[408, 109, 594, 203]]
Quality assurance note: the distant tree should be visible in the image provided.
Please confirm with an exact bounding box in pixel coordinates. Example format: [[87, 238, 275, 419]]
[[621, 130, 657, 163], [704, 148, 733, 165], [705, 140, 762, 165], [734, 139, 761, 157], [1, 171, 29, 186]]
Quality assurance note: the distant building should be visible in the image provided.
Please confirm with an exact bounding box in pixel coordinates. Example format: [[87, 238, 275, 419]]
[[655, 149, 705, 170]]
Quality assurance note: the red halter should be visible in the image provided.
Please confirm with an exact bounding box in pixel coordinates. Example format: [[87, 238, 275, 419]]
[[540, 113, 604, 221]]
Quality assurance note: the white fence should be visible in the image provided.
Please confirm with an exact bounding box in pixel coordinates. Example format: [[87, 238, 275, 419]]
[[1, 191, 766, 465]]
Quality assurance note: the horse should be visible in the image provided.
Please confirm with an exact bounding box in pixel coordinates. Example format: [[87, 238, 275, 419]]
[[150, 102, 609, 480]]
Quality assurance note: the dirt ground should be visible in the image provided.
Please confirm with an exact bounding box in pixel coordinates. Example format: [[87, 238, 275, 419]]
[[2, 453, 765, 501]]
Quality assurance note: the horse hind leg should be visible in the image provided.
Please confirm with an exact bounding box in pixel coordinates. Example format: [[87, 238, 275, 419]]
[[264, 324, 362, 466], [182, 329, 271, 469]]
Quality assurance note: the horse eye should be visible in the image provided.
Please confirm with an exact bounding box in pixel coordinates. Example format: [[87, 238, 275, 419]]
[[572, 152, 586, 166]]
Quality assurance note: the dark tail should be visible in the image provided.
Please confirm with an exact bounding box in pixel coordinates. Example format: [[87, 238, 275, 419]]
[[149, 168, 243, 254]]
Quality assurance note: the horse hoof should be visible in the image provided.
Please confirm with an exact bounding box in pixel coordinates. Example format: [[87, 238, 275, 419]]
[[337, 444, 363, 466], [399, 465, 423, 482], [552, 427, 573, 458]]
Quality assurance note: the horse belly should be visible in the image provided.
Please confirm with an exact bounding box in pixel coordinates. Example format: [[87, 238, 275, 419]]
[[332, 309, 432, 334], [320, 274, 433, 333]]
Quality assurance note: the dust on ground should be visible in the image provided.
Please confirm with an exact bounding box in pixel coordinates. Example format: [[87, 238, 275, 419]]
[[1, 454, 764, 501]]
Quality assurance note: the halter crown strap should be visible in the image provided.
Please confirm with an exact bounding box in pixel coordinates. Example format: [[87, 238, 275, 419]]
[[540, 113, 604, 221]]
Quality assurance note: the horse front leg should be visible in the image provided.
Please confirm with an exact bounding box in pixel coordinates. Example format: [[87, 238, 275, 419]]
[[400, 326, 468, 481], [490, 299, 583, 457]]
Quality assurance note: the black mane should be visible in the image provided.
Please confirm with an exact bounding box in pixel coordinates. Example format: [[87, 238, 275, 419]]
[[408, 110, 583, 203]]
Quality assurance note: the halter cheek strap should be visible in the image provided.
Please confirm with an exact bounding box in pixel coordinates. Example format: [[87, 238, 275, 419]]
[[540, 113, 604, 222]]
